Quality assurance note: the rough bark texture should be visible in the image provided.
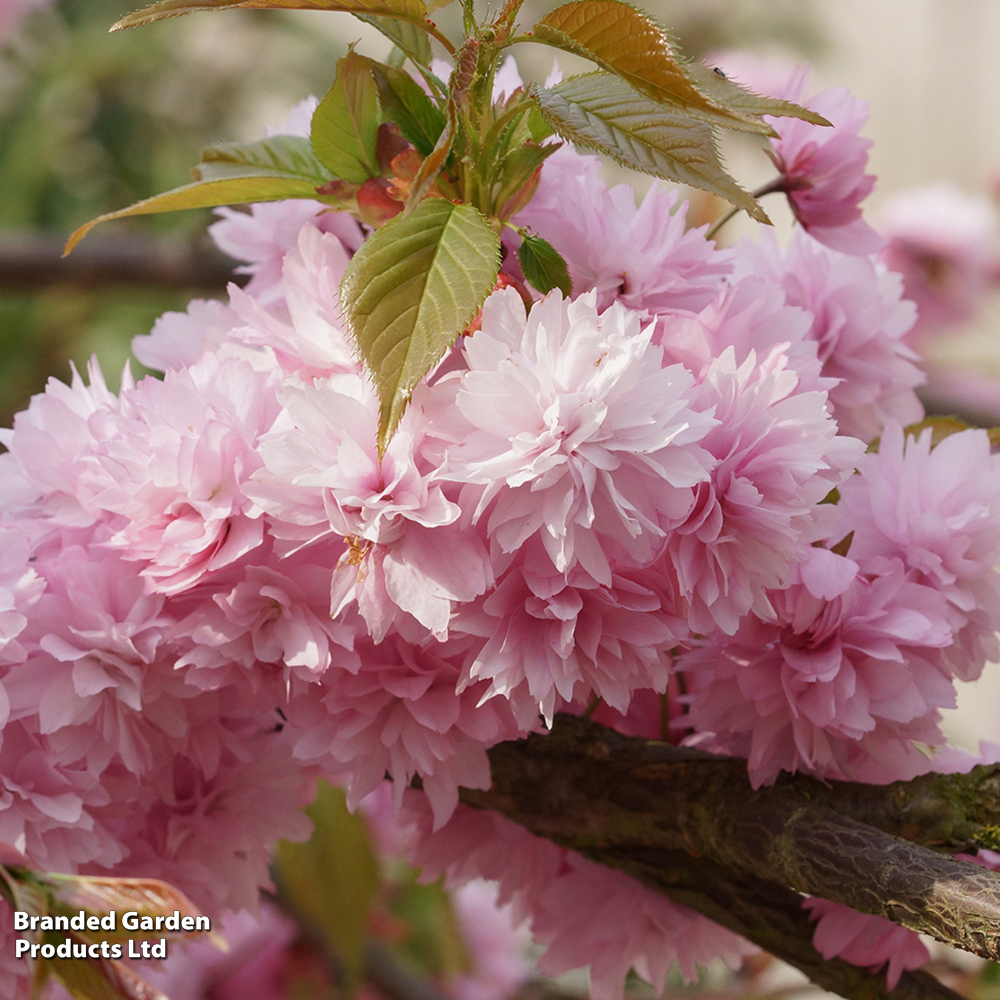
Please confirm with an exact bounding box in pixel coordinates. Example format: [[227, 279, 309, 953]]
[[458, 714, 1000, 1000], [593, 845, 966, 1000]]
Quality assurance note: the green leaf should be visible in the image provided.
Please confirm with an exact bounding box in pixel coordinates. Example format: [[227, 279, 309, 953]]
[[518, 232, 571, 296], [686, 60, 831, 129], [312, 51, 381, 183], [340, 198, 500, 450], [371, 63, 447, 157], [532, 0, 789, 134], [197, 134, 331, 184], [354, 12, 432, 66], [533, 73, 769, 224], [273, 781, 379, 993], [493, 141, 556, 217], [386, 875, 473, 981], [64, 134, 333, 253], [63, 175, 321, 254], [112, 0, 427, 31]]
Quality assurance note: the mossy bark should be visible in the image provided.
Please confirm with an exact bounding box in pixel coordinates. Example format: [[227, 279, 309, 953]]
[[458, 714, 1000, 1000]]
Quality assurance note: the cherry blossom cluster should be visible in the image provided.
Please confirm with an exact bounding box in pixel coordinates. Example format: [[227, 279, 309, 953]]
[[2, 64, 1000, 999]]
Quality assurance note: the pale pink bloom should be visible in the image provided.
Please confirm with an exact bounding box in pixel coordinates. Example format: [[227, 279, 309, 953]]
[[0, 358, 125, 532], [451, 880, 533, 1000], [515, 145, 732, 313], [83, 353, 281, 595], [444, 289, 716, 584], [0, 525, 44, 669], [6, 544, 188, 778], [403, 792, 563, 927], [685, 547, 958, 786], [174, 547, 357, 693], [766, 69, 884, 255], [222, 225, 362, 379], [287, 634, 521, 828], [878, 182, 1000, 341], [103, 732, 315, 917], [0, 902, 31, 1000], [455, 542, 682, 726], [655, 275, 822, 383], [0, 720, 123, 872], [492, 55, 524, 103], [138, 903, 298, 1000], [667, 346, 863, 634], [250, 372, 491, 641], [133, 298, 244, 373], [736, 230, 923, 441], [804, 898, 930, 988], [405, 795, 754, 1000], [836, 422, 1000, 683], [135, 226, 361, 380], [211, 200, 362, 309], [530, 851, 755, 999]]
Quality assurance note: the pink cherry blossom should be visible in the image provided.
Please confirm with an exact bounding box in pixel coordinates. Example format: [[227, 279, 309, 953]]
[[132, 297, 243, 373], [0, 901, 31, 1000], [765, 69, 884, 255], [0, 525, 44, 669], [443, 289, 716, 583], [404, 794, 755, 1000], [455, 541, 682, 726], [82, 352, 282, 595], [736, 230, 924, 441], [530, 850, 755, 998], [666, 345, 863, 634], [450, 880, 533, 1000], [0, 358, 125, 534], [654, 274, 822, 383], [684, 547, 958, 787], [5, 544, 186, 778], [515, 145, 733, 313], [173, 545, 358, 694], [288, 634, 522, 828], [137, 903, 299, 1000], [249, 371, 491, 641], [0, 719, 122, 872], [878, 182, 1000, 342], [804, 898, 930, 988], [836, 422, 1000, 683], [100, 728, 315, 917]]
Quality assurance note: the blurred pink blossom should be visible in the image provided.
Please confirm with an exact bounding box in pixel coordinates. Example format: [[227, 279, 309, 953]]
[[878, 182, 1000, 341]]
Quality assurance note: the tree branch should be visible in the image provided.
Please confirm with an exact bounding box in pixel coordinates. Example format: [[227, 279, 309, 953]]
[[458, 715, 1000, 986], [0, 231, 237, 291], [594, 844, 966, 1000]]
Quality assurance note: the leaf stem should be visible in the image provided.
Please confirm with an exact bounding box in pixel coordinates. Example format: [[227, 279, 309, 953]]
[[419, 18, 457, 56], [705, 176, 788, 240]]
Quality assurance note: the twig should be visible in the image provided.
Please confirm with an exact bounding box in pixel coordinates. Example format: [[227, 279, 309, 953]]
[[364, 940, 451, 1000], [0, 230, 238, 291]]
